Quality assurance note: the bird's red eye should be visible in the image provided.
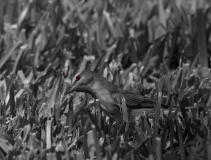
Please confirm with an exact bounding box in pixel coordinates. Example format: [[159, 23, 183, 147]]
[[76, 75, 81, 81]]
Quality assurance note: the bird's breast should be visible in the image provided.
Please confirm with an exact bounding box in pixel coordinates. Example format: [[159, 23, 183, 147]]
[[96, 89, 115, 104], [91, 82, 115, 103]]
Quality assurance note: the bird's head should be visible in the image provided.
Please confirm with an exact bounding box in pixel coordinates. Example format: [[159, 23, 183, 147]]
[[64, 70, 95, 96]]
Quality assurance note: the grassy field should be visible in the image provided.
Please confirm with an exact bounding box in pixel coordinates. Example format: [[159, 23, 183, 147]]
[[0, 0, 211, 159]]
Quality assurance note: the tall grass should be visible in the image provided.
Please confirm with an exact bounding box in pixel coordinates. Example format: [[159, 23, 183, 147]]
[[0, 0, 211, 159]]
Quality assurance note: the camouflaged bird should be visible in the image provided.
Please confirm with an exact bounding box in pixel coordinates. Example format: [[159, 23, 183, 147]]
[[64, 70, 168, 122]]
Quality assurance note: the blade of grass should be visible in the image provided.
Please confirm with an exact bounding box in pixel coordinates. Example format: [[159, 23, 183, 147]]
[[104, 11, 117, 39], [0, 42, 23, 70], [169, 0, 182, 25], [9, 79, 15, 117], [169, 25, 180, 67], [12, 46, 27, 75], [1, 102, 6, 126], [206, 142, 211, 160], [84, 108, 101, 137], [171, 67, 181, 91], [96, 100, 102, 130], [49, 35, 68, 63], [17, 1, 31, 30], [155, 137, 161, 160], [92, 125, 102, 160], [163, 75, 171, 95], [39, 79, 58, 118], [46, 120, 52, 150], [141, 46, 153, 77], [118, 94, 128, 122], [111, 135, 120, 153], [72, 95, 91, 118], [0, 138, 12, 154], [87, 130, 95, 159], [122, 63, 137, 80], [124, 122, 135, 141], [81, 111, 89, 159], [176, 119, 185, 160], [22, 125, 30, 143], [170, 118, 175, 153], [66, 98, 73, 134], [196, 8, 208, 67], [129, 39, 138, 64], [154, 86, 162, 136], [0, 0, 3, 34], [93, 39, 103, 57], [158, 0, 166, 29], [62, 136, 70, 160]]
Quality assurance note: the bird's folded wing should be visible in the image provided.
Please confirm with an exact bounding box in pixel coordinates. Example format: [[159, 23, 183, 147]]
[[119, 90, 168, 109]]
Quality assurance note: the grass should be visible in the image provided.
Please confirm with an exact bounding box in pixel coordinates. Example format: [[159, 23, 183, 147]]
[[0, 0, 211, 159]]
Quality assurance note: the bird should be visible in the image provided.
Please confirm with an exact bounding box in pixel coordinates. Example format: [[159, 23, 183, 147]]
[[64, 70, 168, 122]]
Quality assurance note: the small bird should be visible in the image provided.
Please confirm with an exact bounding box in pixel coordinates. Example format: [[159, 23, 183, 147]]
[[64, 70, 168, 122]]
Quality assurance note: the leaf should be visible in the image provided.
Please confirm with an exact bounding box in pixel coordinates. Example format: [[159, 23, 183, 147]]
[[0, 42, 23, 70], [171, 67, 181, 91], [0, 137, 12, 154], [154, 88, 162, 135], [169, 0, 182, 25], [118, 94, 128, 122], [81, 114, 89, 159], [191, 123, 204, 139], [129, 38, 138, 64], [190, 52, 199, 74], [169, 118, 175, 152], [49, 35, 68, 63], [39, 79, 58, 118], [17, 1, 31, 30], [96, 100, 102, 130], [12, 46, 27, 75], [0, 0, 3, 34], [9, 79, 15, 117], [155, 137, 161, 160], [66, 98, 73, 133], [91, 125, 102, 160], [141, 46, 153, 77], [96, 17, 105, 51], [104, 11, 117, 39], [124, 122, 135, 141], [169, 25, 180, 68], [46, 120, 52, 149], [22, 125, 30, 143], [122, 63, 137, 80], [178, 98, 188, 120], [206, 142, 211, 160], [91, 57, 104, 72], [84, 108, 101, 137], [14, 137, 22, 150], [206, 89, 211, 108], [158, 0, 166, 29], [93, 39, 103, 57], [144, 117, 152, 136], [86, 130, 95, 159], [111, 136, 120, 153], [178, 79, 187, 100], [176, 119, 185, 160], [196, 8, 208, 67], [164, 75, 171, 96]]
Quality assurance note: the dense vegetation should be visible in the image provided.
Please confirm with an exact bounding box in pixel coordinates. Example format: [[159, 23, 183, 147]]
[[0, 0, 211, 159]]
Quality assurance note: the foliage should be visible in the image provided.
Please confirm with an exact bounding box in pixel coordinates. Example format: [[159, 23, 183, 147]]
[[0, 0, 211, 159]]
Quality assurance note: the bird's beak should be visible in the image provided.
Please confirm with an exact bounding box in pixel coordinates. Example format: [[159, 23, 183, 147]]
[[64, 84, 76, 95]]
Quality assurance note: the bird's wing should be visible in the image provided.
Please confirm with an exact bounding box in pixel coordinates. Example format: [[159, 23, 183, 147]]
[[123, 93, 155, 108], [119, 90, 168, 109]]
